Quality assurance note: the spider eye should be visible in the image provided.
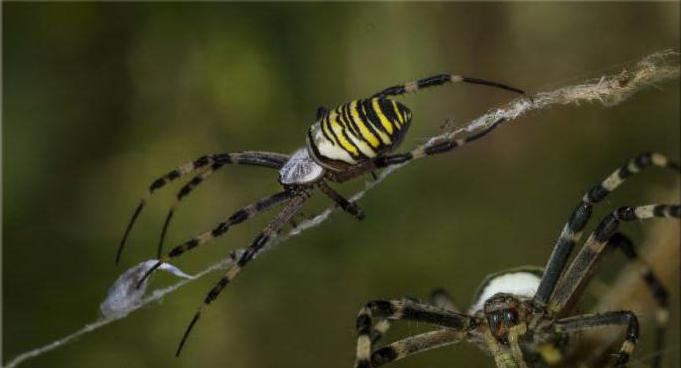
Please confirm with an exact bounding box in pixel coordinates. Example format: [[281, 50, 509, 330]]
[[504, 311, 518, 325], [488, 313, 501, 331]]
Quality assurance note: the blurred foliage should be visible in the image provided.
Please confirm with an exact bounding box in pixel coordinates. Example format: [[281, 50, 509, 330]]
[[3, 2, 679, 368]]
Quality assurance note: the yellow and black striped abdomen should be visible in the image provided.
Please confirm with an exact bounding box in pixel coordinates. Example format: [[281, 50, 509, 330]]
[[307, 98, 412, 170]]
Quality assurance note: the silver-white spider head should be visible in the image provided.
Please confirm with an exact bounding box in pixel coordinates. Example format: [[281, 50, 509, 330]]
[[469, 268, 542, 314], [278, 147, 326, 185]]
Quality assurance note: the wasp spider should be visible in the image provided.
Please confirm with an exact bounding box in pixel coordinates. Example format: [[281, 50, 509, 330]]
[[353, 152, 679, 368], [115, 74, 524, 355]]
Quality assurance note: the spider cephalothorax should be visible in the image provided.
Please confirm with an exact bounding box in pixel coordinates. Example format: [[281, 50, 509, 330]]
[[483, 294, 530, 344], [115, 73, 523, 355], [352, 152, 679, 368], [467, 268, 542, 345]]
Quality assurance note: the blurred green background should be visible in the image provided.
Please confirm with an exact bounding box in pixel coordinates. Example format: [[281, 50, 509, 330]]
[[3, 2, 680, 368]]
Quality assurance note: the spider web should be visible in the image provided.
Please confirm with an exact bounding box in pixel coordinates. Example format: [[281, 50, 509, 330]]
[[4, 49, 679, 368]]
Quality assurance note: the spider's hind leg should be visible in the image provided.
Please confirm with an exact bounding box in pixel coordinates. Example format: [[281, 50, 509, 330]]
[[374, 118, 506, 168], [372, 74, 524, 99]]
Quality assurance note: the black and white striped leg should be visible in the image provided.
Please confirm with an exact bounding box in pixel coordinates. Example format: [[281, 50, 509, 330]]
[[555, 311, 639, 367], [365, 290, 462, 365], [175, 194, 309, 357], [372, 74, 524, 99], [370, 329, 465, 367], [374, 118, 506, 168], [354, 300, 473, 368], [136, 190, 294, 288], [317, 180, 365, 220], [116, 151, 289, 264], [549, 204, 680, 312], [365, 297, 426, 347], [157, 162, 226, 258], [534, 153, 680, 305], [606, 233, 669, 368], [429, 288, 461, 312]]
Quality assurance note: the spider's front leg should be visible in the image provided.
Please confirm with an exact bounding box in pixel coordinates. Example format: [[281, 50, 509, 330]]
[[368, 290, 460, 350], [136, 189, 294, 288], [371, 329, 466, 367], [175, 193, 309, 356], [116, 151, 290, 263], [156, 162, 226, 258], [354, 299, 473, 368]]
